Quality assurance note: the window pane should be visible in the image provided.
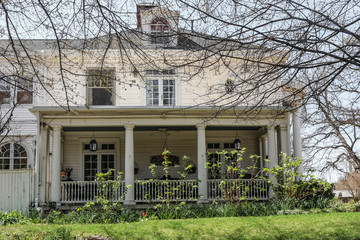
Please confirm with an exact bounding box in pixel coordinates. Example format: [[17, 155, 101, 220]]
[[17, 91, 33, 104], [0, 91, 10, 104], [16, 78, 33, 104], [14, 144, 27, 158], [101, 154, 115, 179], [91, 88, 113, 105], [84, 154, 97, 181], [0, 144, 10, 157]]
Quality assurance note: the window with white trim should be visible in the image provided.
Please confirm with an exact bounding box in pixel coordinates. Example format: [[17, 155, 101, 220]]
[[0, 143, 28, 170], [16, 78, 33, 104], [0, 77, 33, 104], [87, 69, 114, 105], [83, 142, 116, 181], [146, 70, 176, 106]]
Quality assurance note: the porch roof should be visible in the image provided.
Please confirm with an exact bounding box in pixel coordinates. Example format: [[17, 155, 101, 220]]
[[61, 126, 262, 132], [29, 105, 291, 118]]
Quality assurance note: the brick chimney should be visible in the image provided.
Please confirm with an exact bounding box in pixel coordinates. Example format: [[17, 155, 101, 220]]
[[137, 4, 157, 29]]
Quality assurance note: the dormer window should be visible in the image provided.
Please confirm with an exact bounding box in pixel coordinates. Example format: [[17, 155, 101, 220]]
[[151, 18, 170, 44]]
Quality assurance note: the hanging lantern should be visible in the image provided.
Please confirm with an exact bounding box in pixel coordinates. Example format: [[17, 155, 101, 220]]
[[234, 138, 242, 150], [89, 139, 98, 151]]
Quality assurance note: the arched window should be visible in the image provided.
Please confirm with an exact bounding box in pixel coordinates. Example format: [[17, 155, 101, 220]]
[[151, 18, 170, 44], [0, 143, 28, 170]]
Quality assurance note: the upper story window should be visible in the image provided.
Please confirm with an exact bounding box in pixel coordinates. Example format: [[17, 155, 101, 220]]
[[146, 69, 176, 106], [0, 143, 28, 170], [0, 77, 33, 105], [0, 80, 10, 104], [87, 69, 114, 106], [151, 18, 170, 44], [16, 78, 33, 104]]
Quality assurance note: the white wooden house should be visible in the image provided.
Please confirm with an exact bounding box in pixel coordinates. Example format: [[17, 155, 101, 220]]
[[0, 4, 303, 210]]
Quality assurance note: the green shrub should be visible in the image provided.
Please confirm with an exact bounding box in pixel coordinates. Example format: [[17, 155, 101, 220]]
[[0, 211, 27, 225]]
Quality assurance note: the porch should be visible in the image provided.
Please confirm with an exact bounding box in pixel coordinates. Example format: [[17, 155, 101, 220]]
[[31, 107, 302, 207], [60, 179, 269, 203]]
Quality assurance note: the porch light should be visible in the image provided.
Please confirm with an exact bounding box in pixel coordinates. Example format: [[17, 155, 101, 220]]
[[89, 139, 98, 152], [234, 138, 242, 150]]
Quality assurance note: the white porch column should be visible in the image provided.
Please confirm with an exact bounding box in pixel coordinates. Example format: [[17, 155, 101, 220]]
[[292, 108, 303, 180], [50, 126, 62, 205], [279, 124, 289, 159], [258, 138, 263, 177], [124, 125, 136, 205], [38, 125, 49, 205], [267, 126, 277, 198], [197, 124, 208, 203]]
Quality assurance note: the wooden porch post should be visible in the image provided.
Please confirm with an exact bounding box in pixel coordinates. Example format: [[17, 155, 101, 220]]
[[50, 126, 62, 206], [196, 124, 208, 203], [124, 125, 136, 205], [292, 108, 303, 180], [267, 126, 277, 198]]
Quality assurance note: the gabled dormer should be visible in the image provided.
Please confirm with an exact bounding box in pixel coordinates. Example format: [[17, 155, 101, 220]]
[[137, 4, 180, 47]]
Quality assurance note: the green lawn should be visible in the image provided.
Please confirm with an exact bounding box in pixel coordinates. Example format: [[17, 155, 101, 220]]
[[1, 212, 360, 240]]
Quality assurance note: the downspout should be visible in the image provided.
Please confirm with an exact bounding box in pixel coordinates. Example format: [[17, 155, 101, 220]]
[[34, 111, 40, 208]]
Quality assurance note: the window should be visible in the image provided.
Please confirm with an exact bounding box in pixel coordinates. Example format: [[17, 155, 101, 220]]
[[84, 154, 115, 181], [0, 80, 10, 104], [225, 79, 235, 93], [224, 143, 235, 149], [0, 77, 33, 105], [87, 69, 114, 105], [83, 142, 116, 181], [16, 78, 33, 104], [0, 143, 28, 170], [146, 70, 176, 106], [151, 18, 170, 44]]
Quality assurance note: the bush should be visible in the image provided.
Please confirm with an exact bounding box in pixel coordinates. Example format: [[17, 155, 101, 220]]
[[0, 211, 27, 225], [267, 153, 334, 202]]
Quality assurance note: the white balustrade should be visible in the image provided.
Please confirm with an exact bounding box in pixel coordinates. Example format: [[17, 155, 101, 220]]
[[61, 179, 268, 203]]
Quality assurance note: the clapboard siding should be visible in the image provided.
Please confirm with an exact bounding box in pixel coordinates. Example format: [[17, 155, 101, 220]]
[[63, 139, 80, 181]]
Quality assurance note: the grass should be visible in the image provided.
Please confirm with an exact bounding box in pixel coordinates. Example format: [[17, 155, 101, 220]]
[[1, 212, 360, 239]]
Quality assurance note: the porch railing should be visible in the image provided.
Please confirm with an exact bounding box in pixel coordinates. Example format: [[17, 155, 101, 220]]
[[134, 180, 199, 202], [60, 181, 126, 203], [60, 179, 268, 203], [208, 179, 268, 200]]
